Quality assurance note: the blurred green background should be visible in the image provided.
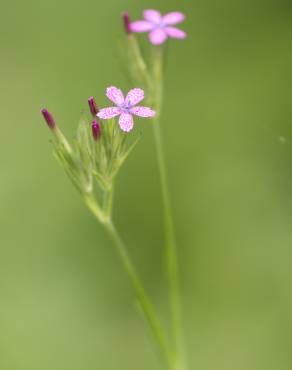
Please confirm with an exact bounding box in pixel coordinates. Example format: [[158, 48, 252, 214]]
[[1, 0, 292, 369]]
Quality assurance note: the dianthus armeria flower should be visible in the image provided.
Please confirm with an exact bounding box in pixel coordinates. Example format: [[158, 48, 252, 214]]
[[130, 9, 186, 45], [97, 87, 155, 132]]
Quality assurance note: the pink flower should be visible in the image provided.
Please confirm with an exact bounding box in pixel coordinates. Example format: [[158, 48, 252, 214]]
[[130, 9, 186, 45], [97, 87, 156, 132]]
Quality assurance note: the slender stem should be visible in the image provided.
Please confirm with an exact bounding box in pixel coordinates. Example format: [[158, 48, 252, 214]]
[[152, 47, 186, 370], [103, 220, 173, 369], [85, 194, 173, 369], [128, 34, 148, 78], [128, 34, 152, 91], [84, 193, 106, 223], [103, 186, 114, 219]]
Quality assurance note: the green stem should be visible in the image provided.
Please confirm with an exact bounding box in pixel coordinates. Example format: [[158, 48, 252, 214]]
[[85, 194, 173, 369], [152, 47, 186, 370], [84, 193, 106, 223], [128, 34, 152, 91], [104, 220, 173, 368], [103, 186, 114, 219]]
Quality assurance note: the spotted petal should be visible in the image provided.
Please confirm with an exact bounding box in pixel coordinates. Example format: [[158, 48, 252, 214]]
[[106, 86, 124, 105], [165, 27, 187, 39], [163, 12, 185, 25], [130, 20, 154, 32], [97, 107, 121, 119], [130, 106, 156, 118], [144, 9, 162, 23], [149, 29, 168, 45], [119, 113, 134, 132], [126, 88, 145, 106]]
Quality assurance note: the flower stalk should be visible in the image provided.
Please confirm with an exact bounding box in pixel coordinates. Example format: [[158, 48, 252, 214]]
[[83, 185, 173, 368], [122, 11, 188, 369], [102, 219, 174, 369], [152, 47, 186, 370]]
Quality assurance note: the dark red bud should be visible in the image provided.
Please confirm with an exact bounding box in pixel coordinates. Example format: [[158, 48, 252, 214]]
[[92, 120, 101, 141], [122, 12, 132, 35], [88, 96, 99, 117], [41, 108, 56, 130]]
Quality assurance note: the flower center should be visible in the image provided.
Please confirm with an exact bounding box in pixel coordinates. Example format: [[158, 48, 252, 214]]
[[153, 21, 165, 29], [120, 100, 133, 113]]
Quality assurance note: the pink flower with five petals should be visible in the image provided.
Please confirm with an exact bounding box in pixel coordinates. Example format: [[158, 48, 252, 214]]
[[97, 87, 156, 132], [130, 9, 186, 45]]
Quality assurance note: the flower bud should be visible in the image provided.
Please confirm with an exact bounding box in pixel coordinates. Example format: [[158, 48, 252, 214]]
[[122, 12, 131, 35], [88, 96, 99, 117], [41, 108, 56, 130], [92, 121, 101, 141]]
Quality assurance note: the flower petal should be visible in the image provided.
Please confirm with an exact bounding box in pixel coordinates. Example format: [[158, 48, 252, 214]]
[[106, 86, 124, 105], [163, 12, 185, 25], [126, 88, 145, 106], [130, 20, 154, 32], [130, 106, 156, 118], [165, 27, 187, 39], [149, 29, 168, 45], [119, 113, 134, 132], [97, 107, 121, 119], [143, 9, 162, 23]]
